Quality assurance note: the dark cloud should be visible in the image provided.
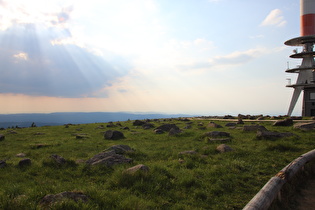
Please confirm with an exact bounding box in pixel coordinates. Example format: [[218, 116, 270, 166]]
[[0, 23, 129, 98]]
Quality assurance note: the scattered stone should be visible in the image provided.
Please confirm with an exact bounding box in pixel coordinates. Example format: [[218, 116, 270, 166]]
[[133, 120, 146, 126], [7, 130, 17, 134], [257, 117, 265, 120], [105, 145, 134, 154], [16, 153, 26, 157], [243, 125, 267, 132], [34, 132, 45, 135], [19, 158, 31, 167], [116, 122, 122, 127], [106, 122, 116, 128], [198, 122, 204, 126], [256, 130, 296, 140], [75, 134, 88, 139], [39, 191, 89, 206], [104, 130, 125, 140], [0, 134, 5, 141], [169, 128, 181, 136], [216, 144, 233, 153], [293, 122, 315, 131], [223, 115, 234, 119], [124, 164, 149, 174], [204, 131, 230, 138], [207, 122, 223, 128], [154, 129, 164, 134], [122, 127, 130, 130], [156, 124, 180, 132], [237, 119, 244, 124], [96, 125, 105, 129], [179, 150, 197, 155], [0, 160, 7, 168], [50, 154, 66, 165], [86, 150, 132, 167], [273, 118, 293, 126], [225, 123, 236, 127], [183, 125, 192, 129], [142, 123, 155, 130], [32, 144, 50, 149]]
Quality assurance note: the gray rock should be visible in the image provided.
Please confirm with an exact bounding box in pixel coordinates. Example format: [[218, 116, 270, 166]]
[[204, 131, 230, 138], [169, 128, 181, 136], [50, 154, 66, 165], [183, 125, 192, 129], [0, 160, 6, 168], [39, 191, 89, 206], [154, 129, 164, 134], [273, 118, 293, 126], [225, 123, 236, 127], [106, 122, 116, 128], [0, 134, 5, 141], [19, 158, 31, 167], [207, 122, 223, 128], [156, 124, 180, 132], [256, 130, 296, 140], [133, 120, 146, 126], [142, 123, 155, 130], [243, 125, 267, 132], [124, 164, 149, 174], [86, 151, 132, 167], [237, 119, 244, 124], [179, 150, 197, 155], [16, 153, 26, 157], [104, 130, 125, 140], [216, 144, 233, 153], [106, 145, 134, 154]]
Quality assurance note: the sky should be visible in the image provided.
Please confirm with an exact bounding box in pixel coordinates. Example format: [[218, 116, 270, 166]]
[[0, 0, 305, 116]]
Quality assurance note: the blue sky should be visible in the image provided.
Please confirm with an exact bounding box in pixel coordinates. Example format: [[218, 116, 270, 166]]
[[0, 0, 304, 116]]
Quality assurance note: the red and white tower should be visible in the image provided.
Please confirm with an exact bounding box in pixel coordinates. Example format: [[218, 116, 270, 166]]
[[285, 0, 315, 116]]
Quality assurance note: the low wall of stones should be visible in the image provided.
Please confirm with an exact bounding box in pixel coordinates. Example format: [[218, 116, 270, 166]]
[[243, 149, 315, 210]]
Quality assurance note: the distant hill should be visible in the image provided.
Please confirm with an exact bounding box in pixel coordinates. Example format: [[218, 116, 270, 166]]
[[0, 112, 193, 128]]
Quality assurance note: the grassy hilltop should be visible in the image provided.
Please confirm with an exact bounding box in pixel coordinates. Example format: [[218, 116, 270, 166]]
[[0, 117, 314, 209]]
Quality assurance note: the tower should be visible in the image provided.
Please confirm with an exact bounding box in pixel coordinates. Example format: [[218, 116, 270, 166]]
[[285, 0, 315, 116]]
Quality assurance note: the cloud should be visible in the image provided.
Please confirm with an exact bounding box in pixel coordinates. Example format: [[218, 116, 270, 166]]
[[0, 23, 129, 98], [211, 48, 266, 66], [0, 0, 73, 30], [178, 47, 267, 72], [13, 52, 28, 61], [261, 9, 286, 27]]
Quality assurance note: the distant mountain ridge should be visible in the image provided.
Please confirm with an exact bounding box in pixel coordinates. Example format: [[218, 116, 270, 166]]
[[0, 112, 193, 128]]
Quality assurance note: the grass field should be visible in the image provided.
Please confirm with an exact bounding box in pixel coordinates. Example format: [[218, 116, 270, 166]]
[[0, 117, 314, 209]]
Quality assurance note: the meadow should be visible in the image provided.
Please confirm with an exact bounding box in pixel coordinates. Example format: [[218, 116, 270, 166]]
[[0, 117, 314, 209]]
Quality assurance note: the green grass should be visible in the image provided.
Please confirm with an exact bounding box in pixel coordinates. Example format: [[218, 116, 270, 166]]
[[0, 118, 314, 209]]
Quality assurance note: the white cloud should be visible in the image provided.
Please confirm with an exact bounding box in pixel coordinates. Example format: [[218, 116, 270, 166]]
[[211, 48, 267, 66], [13, 52, 28, 61], [261, 9, 286, 27], [0, 0, 73, 30]]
